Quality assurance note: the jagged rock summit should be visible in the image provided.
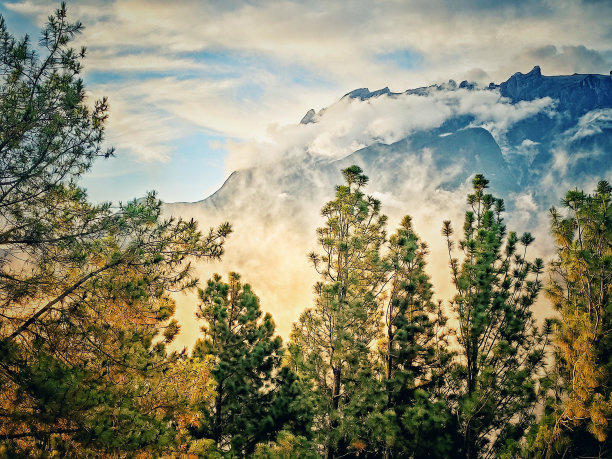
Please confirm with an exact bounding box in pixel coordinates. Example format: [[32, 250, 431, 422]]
[[302, 66, 612, 124], [299, 109, 316, 124], [342, 87, 394, 100], [501, 65, 612, 117], [174, 65, 612, 217]]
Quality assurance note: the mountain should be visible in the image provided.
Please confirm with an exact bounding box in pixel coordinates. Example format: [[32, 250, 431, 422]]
[[166, 67, 612, 340], [187, 66, 611, 210]]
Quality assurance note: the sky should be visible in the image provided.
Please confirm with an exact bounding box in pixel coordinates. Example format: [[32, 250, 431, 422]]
[[0, 0, 610, 204]]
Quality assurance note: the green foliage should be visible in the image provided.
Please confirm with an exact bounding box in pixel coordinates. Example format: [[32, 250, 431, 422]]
[[291, 166, 387, 457], [0, 3, 599, 455], [375, 216, 459, 457], [0, 4, 229, 455], [531, 181, 612, 458], [443, 174, 549, 458], [192, 273, 308, 457], [253, 431, 319, 459]]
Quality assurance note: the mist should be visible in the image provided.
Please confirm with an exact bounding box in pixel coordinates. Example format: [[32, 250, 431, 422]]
[[165, 84, 611, 348]]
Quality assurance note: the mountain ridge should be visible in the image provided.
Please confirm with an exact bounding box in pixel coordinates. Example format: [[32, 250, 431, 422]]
[[191, 66, 611, 213], [165, 66, 612, 339]]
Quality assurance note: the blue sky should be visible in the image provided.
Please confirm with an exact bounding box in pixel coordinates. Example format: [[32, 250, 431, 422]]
[[0, 0, 610, 203]]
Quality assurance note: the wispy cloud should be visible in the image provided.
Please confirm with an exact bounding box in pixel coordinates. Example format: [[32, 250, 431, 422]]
[[3, 0, 610, 166], [224, 88, 556, 171]]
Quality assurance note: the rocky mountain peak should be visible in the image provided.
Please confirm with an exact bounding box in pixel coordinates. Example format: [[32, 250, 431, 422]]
[[300, 108, 316, 124], [342, 87, 393, 101], [500, 65, 612, 117]]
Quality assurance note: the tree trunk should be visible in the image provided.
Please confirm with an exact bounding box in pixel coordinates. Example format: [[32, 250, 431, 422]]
[[387, 325, 394, 408], [214, 384, 223, 449], [327, 366, 342, 458], [465, 426, 477, 459], [332, 366, 341, 410]]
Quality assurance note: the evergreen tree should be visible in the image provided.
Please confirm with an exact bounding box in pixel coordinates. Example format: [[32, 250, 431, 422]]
[[443, 175, 550, 458], [291, 165, 387, 458], [377, 216, 458, 458], [532, 181, 611, 458], [192, 273, 306, 457], [253, 430, 319, 459], [0, 5, 230, 455]]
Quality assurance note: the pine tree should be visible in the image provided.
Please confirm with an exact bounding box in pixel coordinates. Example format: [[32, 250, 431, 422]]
[[532, 181, 611, 458], [443, 174, 550, 458], [0, 5, 230, 455], [378, 216, 458, 457], [253, 430, 319, 459], [290, 165, 387, 457], [192, 273, 306, 457], [0, 192, 228, 456]]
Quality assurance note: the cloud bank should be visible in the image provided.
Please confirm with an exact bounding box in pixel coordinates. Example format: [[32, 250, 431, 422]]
[[225, 89, 556, 170], [166, 86, 586, 344], [2, 0, 610, 169]]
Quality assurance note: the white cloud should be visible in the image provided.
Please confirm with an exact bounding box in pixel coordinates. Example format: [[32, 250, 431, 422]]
[[87, 85, 186, 162], [3, 0, 610, 167], [7, 1, 611, 86], [515, 193, 538, 212], [569, 108, 612, 141], [224, 88, 555, 173]]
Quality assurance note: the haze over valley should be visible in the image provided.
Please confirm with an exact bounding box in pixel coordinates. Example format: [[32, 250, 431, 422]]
[[167, 66, 612, 342]]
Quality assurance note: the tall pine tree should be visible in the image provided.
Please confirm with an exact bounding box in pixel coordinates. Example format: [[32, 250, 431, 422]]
[[443, 175, 549, 458], [291, 165, 387, 458]]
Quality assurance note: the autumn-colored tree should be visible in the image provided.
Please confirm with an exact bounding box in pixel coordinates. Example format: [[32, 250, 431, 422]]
[[532, 181, 611, 458], [0, 5, 229, 455], [253, 430, 319, 459]]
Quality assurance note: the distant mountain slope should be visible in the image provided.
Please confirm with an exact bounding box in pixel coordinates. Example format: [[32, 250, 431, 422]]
[[191, 66, 611, 211], [166, 67, 612, 340]]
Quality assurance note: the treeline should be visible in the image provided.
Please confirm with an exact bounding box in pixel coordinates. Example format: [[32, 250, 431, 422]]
[[0, 5, 610, 459]]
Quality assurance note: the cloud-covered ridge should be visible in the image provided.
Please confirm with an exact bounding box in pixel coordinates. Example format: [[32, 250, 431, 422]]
[[165, 70, 612, 344]]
